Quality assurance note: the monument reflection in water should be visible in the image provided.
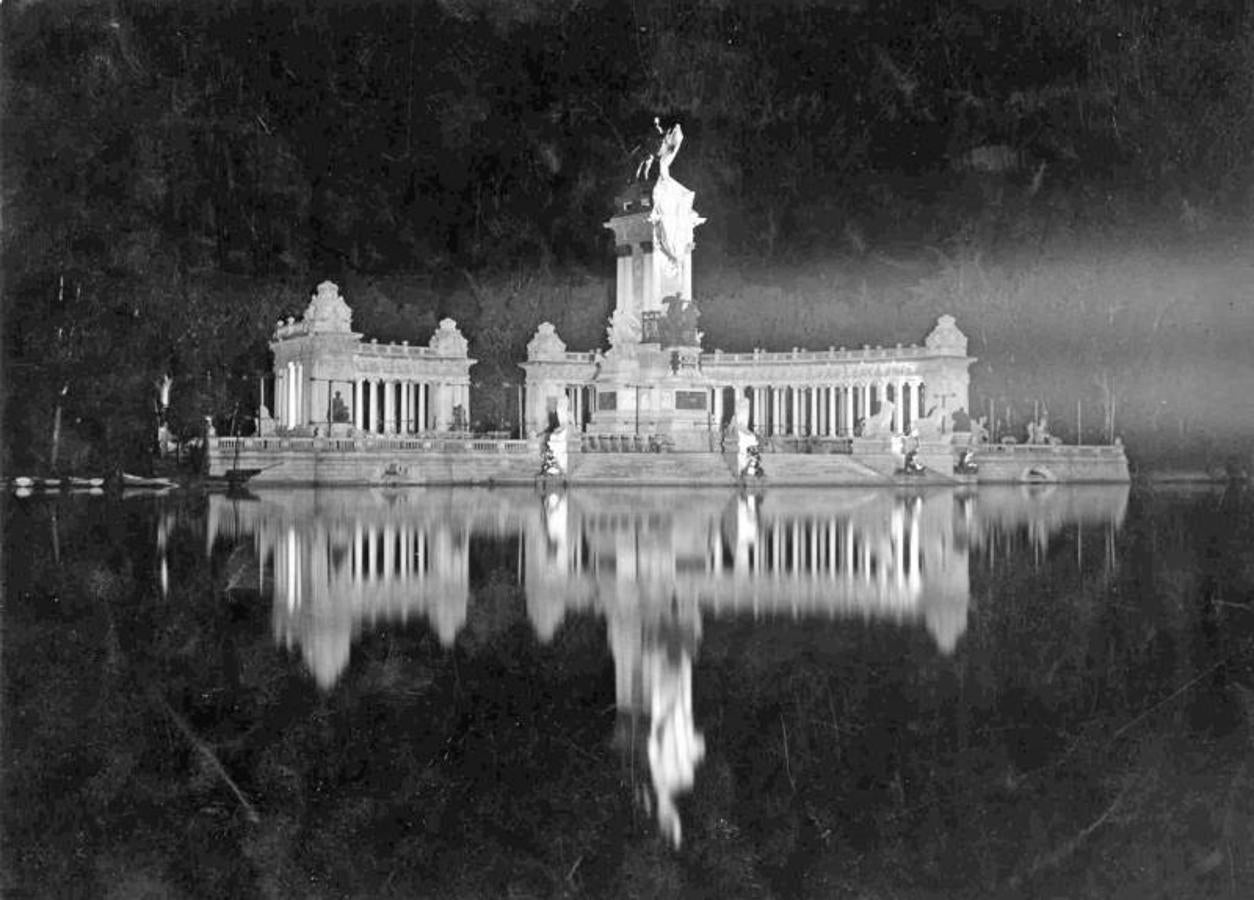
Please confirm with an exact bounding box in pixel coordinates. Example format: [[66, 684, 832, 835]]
[[204, 484, 1129, 846]]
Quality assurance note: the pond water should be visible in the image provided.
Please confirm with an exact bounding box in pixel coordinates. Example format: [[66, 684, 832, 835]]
[[5, 484, 1254, 899]]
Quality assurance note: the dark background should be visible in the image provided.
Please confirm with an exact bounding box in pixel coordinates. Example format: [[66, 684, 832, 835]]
[[4, 0, 1253, 472]]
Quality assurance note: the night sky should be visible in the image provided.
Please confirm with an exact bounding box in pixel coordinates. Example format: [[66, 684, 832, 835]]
[[3, 0, 1253, 469]]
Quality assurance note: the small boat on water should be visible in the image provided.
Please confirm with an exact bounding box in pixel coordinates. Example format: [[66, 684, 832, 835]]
[[121, 473, 178, 489]]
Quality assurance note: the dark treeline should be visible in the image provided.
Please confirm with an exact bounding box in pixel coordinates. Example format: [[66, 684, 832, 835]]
[[4, 0, 1254, 473]]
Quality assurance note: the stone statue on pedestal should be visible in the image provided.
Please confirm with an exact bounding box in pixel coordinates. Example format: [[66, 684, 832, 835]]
[[606, 308, 641, 353], [646, 119, 705, 290], [734, 396, 763, 477], [659, 295, 701, 348], [540, 395, 570, 476], [913, 404, 947, 438], [860, 400, 896, 437]]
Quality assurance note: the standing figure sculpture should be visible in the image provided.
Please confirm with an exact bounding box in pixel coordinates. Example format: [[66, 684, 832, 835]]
[[540, 395, 571, 477], [734, 396, 763, 478], [645, 119, 705, 290]]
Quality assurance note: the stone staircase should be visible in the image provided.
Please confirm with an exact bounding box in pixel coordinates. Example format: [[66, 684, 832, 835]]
[[568, 451, 735, 485], [566, 449, 932, 486]]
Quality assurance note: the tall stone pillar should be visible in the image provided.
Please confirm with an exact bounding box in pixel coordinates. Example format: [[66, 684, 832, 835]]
[[286, 361, 297, 427], [384, 380, 396, 434], [370, 379, 381, 433], [892, 379, 904, 433], [298, 362, 307, 427], [432, 383, 446, 431]]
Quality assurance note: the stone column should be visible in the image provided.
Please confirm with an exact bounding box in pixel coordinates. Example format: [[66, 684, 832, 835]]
[[712, 387, 723, 432], [418, 382, 427, 432], [298, 362, 307, 427], [892, 379, 903, 433], [283, 362, 292, 427], [809, 387, 819, 437], [432, 383, 446, 431], [353, 380, 364, 430], [383, 380, 395, 434], [791, 387, 801, 436], [370, 379, 381, 433], [827, 385, 837, 436], [286, 361, 297, 427]]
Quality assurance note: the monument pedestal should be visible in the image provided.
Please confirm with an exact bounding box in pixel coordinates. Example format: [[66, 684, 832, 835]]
[[589, 343, 713, 447]]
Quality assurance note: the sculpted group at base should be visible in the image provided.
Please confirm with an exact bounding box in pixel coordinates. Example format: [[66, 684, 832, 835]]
[[207, 123, 1129, 487]]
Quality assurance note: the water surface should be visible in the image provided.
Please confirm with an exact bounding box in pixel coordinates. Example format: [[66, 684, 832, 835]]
[[5, 484, 1253, 898]]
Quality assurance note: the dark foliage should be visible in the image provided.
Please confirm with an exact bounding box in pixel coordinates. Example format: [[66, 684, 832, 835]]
[[4, 0, 1253, 472]]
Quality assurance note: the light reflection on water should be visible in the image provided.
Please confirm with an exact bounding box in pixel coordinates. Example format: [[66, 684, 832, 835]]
[[199, 484, 1129, 846]]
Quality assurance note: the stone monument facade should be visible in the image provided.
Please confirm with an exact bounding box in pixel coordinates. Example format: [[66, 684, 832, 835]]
[[520, 122, 975, 453], [269, 282, 475, 436]]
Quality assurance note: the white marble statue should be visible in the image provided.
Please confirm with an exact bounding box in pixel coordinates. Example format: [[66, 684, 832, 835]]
[[648, 120, 705, 283], [541, 395, 570, 475], [606, 308, 641, 352], [860, 400, 896, 437], [914, 404, 947, 437], [734, 396, 761, 477]]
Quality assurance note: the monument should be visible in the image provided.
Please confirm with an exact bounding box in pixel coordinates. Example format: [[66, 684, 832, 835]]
[[208, 121, 1129, 485], [519, 118, 987, 472]]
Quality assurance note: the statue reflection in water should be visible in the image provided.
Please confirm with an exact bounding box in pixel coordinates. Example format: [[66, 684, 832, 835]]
[[613, 594, 706, 848]]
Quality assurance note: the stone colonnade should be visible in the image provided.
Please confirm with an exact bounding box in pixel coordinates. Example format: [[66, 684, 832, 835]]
[[269, 285, 475, 437], [272, 370, 470, 434], [347, 378, 469, 434], [535, 376, 930, 436], [726, 376, 928, 437]]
